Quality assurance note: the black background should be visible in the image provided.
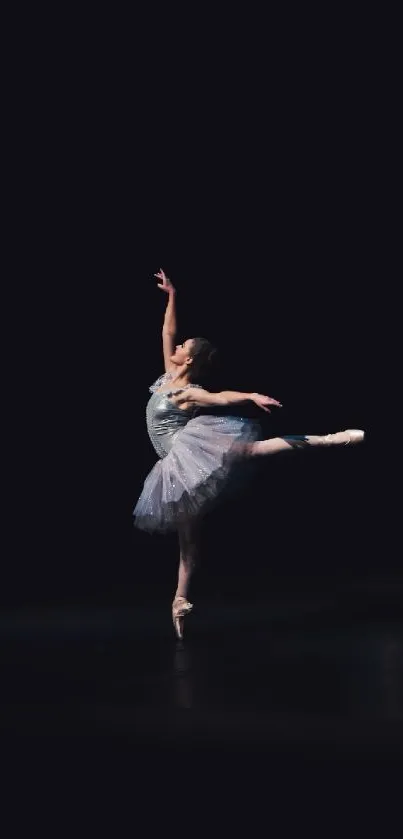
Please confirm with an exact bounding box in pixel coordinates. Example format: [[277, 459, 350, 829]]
[[4, 15, 400, 830], [11, 15, 385, 611]]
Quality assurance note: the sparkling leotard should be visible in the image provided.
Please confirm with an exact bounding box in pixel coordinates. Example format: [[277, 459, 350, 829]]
[[133, 373, 260, 533]]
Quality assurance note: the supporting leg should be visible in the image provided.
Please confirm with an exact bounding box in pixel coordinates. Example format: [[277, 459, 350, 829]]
[[172, 519, 201, 639], [175, 520, 201, 600]]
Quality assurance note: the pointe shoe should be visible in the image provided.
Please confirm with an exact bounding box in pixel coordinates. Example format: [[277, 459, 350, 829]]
[[322, 429, 365, 446], [172, 596, 193, 640]]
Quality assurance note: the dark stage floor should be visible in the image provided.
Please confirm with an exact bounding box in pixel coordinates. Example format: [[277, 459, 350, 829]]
[[1, 578, 402, 764], [1, 579, 401, 831]]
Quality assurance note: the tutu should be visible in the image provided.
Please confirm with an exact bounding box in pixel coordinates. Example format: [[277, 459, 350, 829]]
[[133, 373, 261, 533]]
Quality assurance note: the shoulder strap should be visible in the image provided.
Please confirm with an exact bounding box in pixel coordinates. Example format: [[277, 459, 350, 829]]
[[149, 372, 174, 393]]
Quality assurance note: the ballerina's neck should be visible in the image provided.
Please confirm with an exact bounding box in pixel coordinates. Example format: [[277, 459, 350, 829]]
[[170, 372, 192, 388]]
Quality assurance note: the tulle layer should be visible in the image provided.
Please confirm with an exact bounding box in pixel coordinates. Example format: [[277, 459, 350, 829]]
[[133, 413, 260, 533]]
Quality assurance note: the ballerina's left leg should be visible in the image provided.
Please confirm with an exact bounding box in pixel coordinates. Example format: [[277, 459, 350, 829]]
[[246, 429, 364, 457]]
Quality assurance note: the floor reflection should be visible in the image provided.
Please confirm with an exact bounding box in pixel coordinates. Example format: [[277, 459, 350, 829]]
[[172, 641, 194, 709], [1, 599, 403, 757], [168, 624, 403, 720]]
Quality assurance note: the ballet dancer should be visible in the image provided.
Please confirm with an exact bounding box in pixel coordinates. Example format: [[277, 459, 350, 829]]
[[133, 269, 364, 638]]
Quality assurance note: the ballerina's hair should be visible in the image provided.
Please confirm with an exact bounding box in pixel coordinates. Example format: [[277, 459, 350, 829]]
[[189, 337, 217, 382]]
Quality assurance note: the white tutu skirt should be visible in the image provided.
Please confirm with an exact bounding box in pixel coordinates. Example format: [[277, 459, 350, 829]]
[[133, 414, 261, 533]]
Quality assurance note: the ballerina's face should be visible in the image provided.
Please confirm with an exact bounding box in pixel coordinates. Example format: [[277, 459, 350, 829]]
[[170, 338, 195, 367]]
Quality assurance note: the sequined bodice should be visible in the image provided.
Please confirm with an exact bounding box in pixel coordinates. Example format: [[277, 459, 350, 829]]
[[146, 373, 202, 459]]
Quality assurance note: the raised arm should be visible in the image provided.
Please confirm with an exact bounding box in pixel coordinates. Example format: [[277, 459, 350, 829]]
[[177, 388, 282, 413], [155, 268, 177, 373]]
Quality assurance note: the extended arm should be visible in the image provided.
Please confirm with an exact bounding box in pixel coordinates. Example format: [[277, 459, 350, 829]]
[[155, 269, 177, 373], [177, 388, 282, 413]]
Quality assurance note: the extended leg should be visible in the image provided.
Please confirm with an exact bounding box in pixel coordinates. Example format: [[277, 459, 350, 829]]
[[248, 429, 364, 457]]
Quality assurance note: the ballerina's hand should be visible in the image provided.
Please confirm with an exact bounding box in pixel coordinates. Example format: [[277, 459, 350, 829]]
[[154, 268, 175, 294], [251, 393, 283, 413]]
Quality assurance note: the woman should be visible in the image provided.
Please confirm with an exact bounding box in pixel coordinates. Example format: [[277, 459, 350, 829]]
[[133, 269, 364, 639]]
